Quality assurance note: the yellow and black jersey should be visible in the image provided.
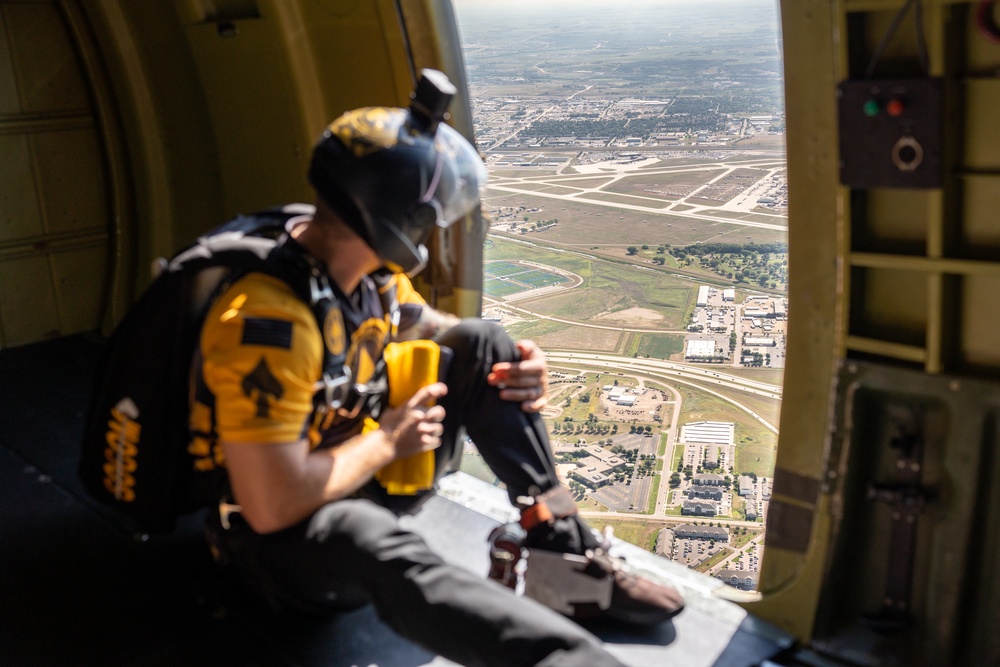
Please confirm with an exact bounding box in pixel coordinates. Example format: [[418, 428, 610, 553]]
[[189, 270, 427, 470]]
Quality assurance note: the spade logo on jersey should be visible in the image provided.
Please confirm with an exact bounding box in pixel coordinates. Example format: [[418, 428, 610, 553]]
[[241, 357, 284, 419]]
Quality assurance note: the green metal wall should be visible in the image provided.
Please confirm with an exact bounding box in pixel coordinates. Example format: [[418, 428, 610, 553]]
[[757, 2, 1000, 663]]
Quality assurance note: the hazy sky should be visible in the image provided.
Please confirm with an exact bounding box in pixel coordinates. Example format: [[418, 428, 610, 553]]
[[454, 0, 778, 14], [453, 0, 781, 37]]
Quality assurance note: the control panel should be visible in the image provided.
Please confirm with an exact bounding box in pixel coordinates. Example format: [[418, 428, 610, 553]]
[[837, 78, 944, 189]]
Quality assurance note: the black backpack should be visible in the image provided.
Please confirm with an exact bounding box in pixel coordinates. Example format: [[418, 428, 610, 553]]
[[79, 204, 334, 533]]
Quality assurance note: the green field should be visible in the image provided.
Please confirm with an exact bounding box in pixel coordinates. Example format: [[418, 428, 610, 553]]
[[515, 269, 569, 288], [484, 261, 524, 276], [486, 238, 695, 330], [674, 385, 778, 478], [484, 191, 787, 251], [631, 334, 686, 359], [483, 278, 527, 298], [602, 169, 723, 197]]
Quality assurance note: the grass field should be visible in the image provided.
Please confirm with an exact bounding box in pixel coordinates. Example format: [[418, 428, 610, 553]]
[[632, 334, 686, 359], [544, 176, 617, 189], [486, 193, 788, 251], [484, 261, 524, 276], [588, 517, 666, 552], [483, 191, 728, 247], [486, 238, 694, 330], [734, 441, 777, 478], [515, 269, 569, 288], [576, 192, 668, 207], [534, 326, 625, 353], [674, 385, 778, 478], [483, 279, 526, 298], [504, 319, 573, 342], [602, 169, 722, 197], [722, 368, 786, 384]]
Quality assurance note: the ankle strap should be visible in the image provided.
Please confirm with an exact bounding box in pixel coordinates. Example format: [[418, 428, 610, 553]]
[[518, 486, 577, 531]]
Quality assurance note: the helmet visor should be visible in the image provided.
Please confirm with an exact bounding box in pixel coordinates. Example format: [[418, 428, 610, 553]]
[[421, 123, 487, 228]]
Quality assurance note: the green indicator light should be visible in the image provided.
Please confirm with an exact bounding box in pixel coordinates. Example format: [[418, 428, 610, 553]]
[[863, 99, 880, 117]]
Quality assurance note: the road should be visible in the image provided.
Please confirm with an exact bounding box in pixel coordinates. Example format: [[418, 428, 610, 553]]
[[485, 156, 788, 231], [545, 351, 780, 524], [546, 352, 782, 405]]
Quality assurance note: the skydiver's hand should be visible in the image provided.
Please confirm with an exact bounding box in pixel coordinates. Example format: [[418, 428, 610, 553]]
[[488, 340, 548, 413], [378, 383, 448, 459]]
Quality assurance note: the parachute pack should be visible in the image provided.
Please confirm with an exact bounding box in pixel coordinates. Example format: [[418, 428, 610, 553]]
[[79, 204, 338, 532]]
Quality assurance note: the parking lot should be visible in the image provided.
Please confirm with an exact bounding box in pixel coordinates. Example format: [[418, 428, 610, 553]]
[[672, 537, 724, 567]]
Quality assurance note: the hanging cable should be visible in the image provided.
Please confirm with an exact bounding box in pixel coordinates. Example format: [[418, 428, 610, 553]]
[[865, 0, 930, 79]]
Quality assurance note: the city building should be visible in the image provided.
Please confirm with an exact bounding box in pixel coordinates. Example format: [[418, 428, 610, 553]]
[[685, 339, 717, 360], [716, 569, 759, 591], [674, 524, 729, 542], [689, 486, 724, 501], [693, 472, 727, 486], [682, 500, 718, 516]]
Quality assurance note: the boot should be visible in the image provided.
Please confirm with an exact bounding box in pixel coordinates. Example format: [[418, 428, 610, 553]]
[[487, 521, 525, 589], [487, 486, 685, 626]]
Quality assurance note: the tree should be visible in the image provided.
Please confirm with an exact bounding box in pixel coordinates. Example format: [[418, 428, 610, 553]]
[[626, 246, 639, 256]]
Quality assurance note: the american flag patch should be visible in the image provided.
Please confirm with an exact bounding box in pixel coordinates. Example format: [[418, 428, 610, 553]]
[[242, 318, 293, 348]]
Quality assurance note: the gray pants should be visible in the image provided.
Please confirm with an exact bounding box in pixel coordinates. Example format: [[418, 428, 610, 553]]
[[217, 500, 622, 667], [215, 321, 622, 666]]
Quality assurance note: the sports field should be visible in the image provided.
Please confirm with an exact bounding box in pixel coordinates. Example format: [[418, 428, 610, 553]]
[[483, 260, 570, 299]]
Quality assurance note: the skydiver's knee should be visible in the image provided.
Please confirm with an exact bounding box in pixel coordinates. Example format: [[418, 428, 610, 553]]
[[436, 318, 518, 363]]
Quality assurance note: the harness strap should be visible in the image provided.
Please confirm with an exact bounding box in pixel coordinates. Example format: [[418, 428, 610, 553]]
[[518, 486, 578, 531]]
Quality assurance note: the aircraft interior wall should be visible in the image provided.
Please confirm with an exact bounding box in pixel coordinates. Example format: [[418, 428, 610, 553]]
[[0, 0, 482, 348], [760, 1, 1000, 663]]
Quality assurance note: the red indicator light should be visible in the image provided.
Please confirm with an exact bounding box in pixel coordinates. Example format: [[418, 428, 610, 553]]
[[886, 99, 905, 117]]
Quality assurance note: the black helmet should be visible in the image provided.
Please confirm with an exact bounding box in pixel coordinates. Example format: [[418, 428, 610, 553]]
[[308, 70, 486, 275]]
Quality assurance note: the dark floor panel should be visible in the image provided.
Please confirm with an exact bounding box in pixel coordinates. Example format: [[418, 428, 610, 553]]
[[0, 448, 267, 666], [0, 336, 440, 666]]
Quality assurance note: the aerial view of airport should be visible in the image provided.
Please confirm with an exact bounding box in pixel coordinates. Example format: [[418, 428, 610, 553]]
[[455, 0, 785, 588]]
